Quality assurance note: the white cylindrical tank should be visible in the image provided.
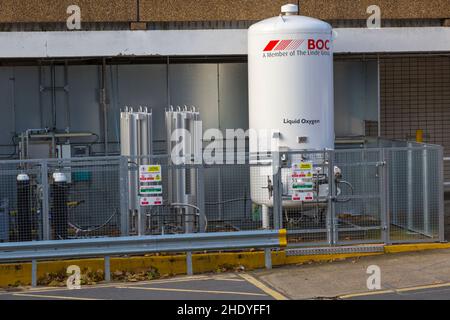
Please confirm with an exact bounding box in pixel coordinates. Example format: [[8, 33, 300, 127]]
[[249, 4, 335, 207]]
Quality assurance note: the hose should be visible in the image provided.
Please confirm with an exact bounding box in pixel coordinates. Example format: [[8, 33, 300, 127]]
[[68, 210, 118, 235], [335, 180, 354, 203]]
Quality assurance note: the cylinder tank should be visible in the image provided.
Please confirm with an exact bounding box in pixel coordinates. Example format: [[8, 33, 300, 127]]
[[248, 4, 335, 207]]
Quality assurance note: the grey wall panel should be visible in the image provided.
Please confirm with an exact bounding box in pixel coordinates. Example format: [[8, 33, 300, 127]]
[[334, 60, 378, 137], [13, 67, 41, 132], [169, 64, 219, 131], [0, 61, 381, 158], [218, 63, 248, 131], [116, 64, 168, 142], [0, 67, 14, 150], [67, 66, 101, 135]]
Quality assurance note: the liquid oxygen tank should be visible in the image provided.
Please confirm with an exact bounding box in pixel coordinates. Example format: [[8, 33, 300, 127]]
[[248, 4, 335, 209]]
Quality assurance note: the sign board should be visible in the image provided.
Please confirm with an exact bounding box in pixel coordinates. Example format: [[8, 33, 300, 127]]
[[292, 172, 313, 179], [140, 185, 163, 195], [140, 196, 163, 206], [292, 162, 313, 172], [139, 165, 162, 182], [292, 192, 315, 202], [139, 173, 162, 183], [292, 182, 314, 191], [140, 165, 161, 174]]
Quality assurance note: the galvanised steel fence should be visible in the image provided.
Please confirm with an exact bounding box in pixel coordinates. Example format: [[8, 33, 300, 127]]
[[0, 143, 444, 247]]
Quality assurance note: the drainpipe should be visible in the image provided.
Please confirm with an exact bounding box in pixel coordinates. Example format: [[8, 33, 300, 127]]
[[101, 59, 108, 156]]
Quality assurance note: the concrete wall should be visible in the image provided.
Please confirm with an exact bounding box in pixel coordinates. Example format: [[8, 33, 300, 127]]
[[0, 0, 137, 23], [0, 0, 448, 23]]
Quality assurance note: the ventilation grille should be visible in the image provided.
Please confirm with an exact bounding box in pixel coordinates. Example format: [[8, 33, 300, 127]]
[[380, 56, 450, 181]]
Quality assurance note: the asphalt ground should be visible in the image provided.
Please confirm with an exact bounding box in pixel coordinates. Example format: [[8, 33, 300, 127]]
[[0, 273, 286, 300]]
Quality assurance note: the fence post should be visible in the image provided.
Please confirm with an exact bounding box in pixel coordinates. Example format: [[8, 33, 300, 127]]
[[41, 160, 50, 241], [422, 145, 430, 236], [407, 142, 414, 231], [186, 251, 193, 276], [264, 248, 272, 270], [272, 152, 282, 230], [380, 148, 390, 244], [197, 165, 206, 233], [119, 156, 130, 237], [438, 147, 445, 242], [104, 256, 111, 282], [328, 150, 336, 245], [31, 260, 37, 287]]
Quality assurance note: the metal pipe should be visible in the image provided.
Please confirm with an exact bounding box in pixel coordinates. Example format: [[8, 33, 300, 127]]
[[262, 205, 270, 229], [377, 54, 381, 137], [51, 64, 57, 130], [101, 59, 108, 156], [38, 62, 43, 128], [64, 61, 71, 131]]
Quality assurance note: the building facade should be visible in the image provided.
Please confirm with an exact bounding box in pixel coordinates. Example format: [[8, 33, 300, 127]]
[[0, 0, 449, 177]]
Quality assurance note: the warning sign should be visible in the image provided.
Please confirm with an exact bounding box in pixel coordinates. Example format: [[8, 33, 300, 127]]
[[140, 185, 163, 195], [292, 192, 315, 202], [139, 173, 162, 183], [140, 165, 161, 174], [292, 172, 313, 179], [140, 196, 163, 206], [292, 162, 313, 172]]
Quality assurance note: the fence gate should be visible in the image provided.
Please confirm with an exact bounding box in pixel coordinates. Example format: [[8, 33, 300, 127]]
[[332, 149, 387, 246], [279, 149, 387, 247]]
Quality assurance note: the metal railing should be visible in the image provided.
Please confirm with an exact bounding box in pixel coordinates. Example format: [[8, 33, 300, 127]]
[[0, 229, 287, 287]]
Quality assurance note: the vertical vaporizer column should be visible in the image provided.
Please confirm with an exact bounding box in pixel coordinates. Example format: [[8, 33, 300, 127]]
[[52, 172, 68, 240], [17, 173, 32, 242]]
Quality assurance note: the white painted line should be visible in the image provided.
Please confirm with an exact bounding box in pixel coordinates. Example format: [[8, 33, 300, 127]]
[[13, 293, 104, 300], [116, 285, 267, 297]]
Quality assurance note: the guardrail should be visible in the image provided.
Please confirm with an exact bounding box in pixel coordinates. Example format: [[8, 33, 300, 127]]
[[0, 229, 287, 287]]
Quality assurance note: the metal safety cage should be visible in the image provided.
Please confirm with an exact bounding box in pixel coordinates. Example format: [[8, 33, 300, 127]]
[[333, 148, 387, 245], [273, 144, 444, 248], [202, 157, 279, 233], [126, 155, 205, 236], [385, 144, 444, 243], [0, 159, 43, 243], [272, 150, 334, 247], [0, 143, 444, 247], [44, 157, 126, 241]]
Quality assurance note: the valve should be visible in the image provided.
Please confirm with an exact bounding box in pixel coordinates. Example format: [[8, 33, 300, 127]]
[[262, 176, 274, 199]]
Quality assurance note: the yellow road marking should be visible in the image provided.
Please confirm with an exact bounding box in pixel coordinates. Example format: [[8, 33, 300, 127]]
[[238, 273, 288, 300], [116, 285, 267, 297], [214, 278, 245, 282], [340, 282, 450, 299], [397, 282, 450, 293], [13, 293, 103, 300], [339, 290, 395, 299]]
